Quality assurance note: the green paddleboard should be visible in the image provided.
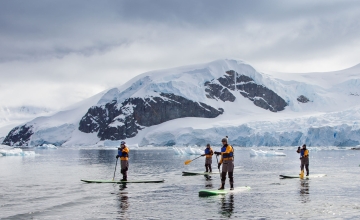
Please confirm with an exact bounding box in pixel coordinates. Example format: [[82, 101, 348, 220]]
[[199, 186, 251, 196], [182, 171, 220, 176], [279, 174, 326, 179], [81, 179, 165, 183]]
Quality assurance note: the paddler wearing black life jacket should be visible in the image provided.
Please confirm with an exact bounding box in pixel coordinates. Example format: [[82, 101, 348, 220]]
[[214, 138, 234, 190], [201, 143, 213, 173], [116, 141, 130, 181], [297, 144, 309, 176]]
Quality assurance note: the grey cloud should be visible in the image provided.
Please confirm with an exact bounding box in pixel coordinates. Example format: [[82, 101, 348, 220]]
[[1, 0, 360, 63], [1, 0, 360, 109]]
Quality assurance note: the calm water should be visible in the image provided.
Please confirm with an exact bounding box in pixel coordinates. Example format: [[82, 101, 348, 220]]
[[0, 147, 359, 219]]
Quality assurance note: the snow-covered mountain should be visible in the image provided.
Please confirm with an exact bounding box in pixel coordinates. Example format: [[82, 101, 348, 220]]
[[0, 106, 54, 141], [3, 59, 360, 147]]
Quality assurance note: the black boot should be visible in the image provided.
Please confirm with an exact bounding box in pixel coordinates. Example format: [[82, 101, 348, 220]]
[[230, 183, 234, 190], [218, 183, 225, 190]]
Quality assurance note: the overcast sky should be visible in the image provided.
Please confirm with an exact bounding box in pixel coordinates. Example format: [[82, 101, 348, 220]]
[[1, 0, 360, 109]]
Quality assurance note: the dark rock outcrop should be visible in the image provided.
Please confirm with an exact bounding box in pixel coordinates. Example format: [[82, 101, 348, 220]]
[[205, 70, 287, 112], [79, 93, 224, 140], [204, 81, 236, 102], [2, 125, 33, 146], [297, 95, 310, 103]]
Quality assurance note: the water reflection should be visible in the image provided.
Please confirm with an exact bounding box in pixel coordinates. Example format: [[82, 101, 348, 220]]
[[117, 191, 129, 219], [219, 194, 234, 218], [299, 179, 310, 203], [204, 175, 213, 188], [79, 149, 117, 165], [119, 183, 128, 190]]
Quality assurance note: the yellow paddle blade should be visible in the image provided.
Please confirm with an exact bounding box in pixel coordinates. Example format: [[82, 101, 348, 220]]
[[300, 170, 304, 178], [184, 160, 192, 165]]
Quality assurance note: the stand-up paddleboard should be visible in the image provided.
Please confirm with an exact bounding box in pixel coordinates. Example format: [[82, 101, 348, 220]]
[[81, 179, 165, 183], [279, 174, 326, 179], [182, 171, 220, 175], [199, 186, 251, 196]]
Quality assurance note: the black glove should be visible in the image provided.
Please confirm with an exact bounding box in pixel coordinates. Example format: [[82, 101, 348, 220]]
[[116, 155, 119, 159], [218, 163, 221, 169], [201, 154, 205, 157]]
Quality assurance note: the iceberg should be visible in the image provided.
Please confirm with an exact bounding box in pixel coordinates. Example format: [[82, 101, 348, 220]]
[[172, 146, 203, 155], [0, 148, 35, 156], [250, 149, 286, 157], [36, 144, 58, 149]]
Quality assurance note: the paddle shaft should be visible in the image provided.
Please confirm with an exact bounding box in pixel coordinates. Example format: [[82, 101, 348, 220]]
[[112, 158, 118, 181], [191, 155, 203, 162], [216, 155, 221, 178], [185, 155, 203, 165]]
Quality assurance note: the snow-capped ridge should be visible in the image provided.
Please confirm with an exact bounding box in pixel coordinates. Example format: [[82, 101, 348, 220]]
[[3, 59, 360, 147]]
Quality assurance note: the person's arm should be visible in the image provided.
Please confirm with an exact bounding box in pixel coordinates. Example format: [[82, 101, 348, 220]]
[[123, 147, 129, 154], [221, 145, 233, 156], [116, 148, 121, 158]]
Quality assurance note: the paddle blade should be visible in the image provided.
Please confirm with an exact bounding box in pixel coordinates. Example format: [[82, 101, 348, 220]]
[[300, 170, 304, 179], [184, 160, 192, 165]]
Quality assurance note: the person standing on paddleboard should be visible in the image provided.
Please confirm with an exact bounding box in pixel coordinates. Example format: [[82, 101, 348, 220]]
[[201, 144, 213, 173], [116, 141, 130, 181], [214, 138, 234, 190], [297, 144, 309, 176]]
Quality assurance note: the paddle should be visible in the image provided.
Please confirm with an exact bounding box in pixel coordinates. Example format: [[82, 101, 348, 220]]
[[299, 169, 304, 179], [184, 155, 203, 165], [112, 158, 118, 181], [216, 155, 221, 178]]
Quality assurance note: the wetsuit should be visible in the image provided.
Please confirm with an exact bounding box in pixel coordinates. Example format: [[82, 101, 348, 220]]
[[118, 146, 129, 181], [219, 144, 234, 188], [297, 148, 309, 176], [204, 147, 213, 172]]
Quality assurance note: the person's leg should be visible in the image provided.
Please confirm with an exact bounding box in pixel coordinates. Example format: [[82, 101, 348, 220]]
[[120, 160, 124, 180], [300, 161, 305, 173], [205, 164, 208, 172], [228, 161, 234, 189], [219, 162, 228, 190], [219, 172, 226, 190], [209, 158, 212, 173], [228, 172, 234, 189], [121, 160, 128, 181], [305, 158, 309, 176], [305, 164, 309, 176]]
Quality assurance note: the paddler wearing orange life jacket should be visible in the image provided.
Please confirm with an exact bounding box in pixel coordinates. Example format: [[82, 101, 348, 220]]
[[201, 143, 213, 173], [214, 138, 234, 190], [297, 144, 309, 176], [116, 141, 130, 181]]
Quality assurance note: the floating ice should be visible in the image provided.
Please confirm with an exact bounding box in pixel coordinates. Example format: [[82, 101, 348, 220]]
[[36, 144, 58, 149], [0, 148, 35, 156], [103, 140, 139, 149], [307, 147, 321, 152], [127, 144, 139, 149], [250, 149, 286, 157], [184, 146, 203, 155], [172, 147, 185, 155], [172, 146, 203, 155]]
